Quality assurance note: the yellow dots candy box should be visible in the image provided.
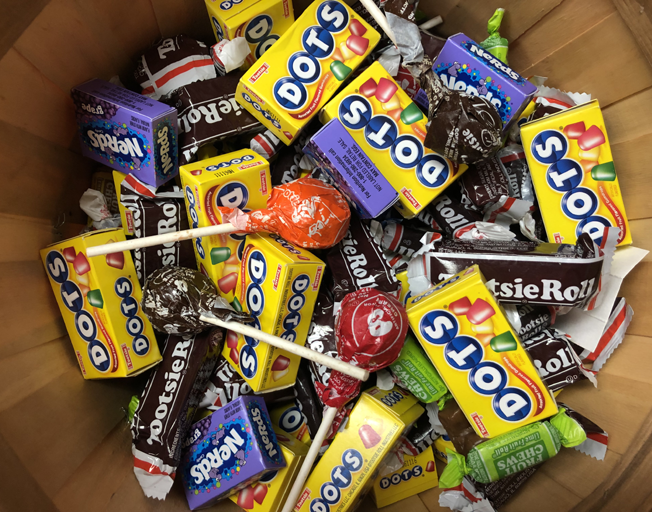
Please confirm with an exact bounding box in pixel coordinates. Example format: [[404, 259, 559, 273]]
[[236, 0, 380, 145], [372, 447, 439, 508], [205, 0, 295, 69], [231, 425, 308, 512], [406, 265, 558, 439], [293, 389, 418, 512], [180, 149, 271, 304], [521, 99, 631, 246], [40, 229, 161, 379], [222, 232, 324, 392], [320, 61, 468, 218], [433, 436, 457, 463]]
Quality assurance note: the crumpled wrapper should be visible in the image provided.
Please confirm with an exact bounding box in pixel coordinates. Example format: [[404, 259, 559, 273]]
[[142, 266, 252, 334], [418, 59, 503, 164]]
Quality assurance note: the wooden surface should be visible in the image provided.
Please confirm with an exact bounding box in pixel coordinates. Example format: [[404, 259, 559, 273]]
[[0, 0, 651, 511]]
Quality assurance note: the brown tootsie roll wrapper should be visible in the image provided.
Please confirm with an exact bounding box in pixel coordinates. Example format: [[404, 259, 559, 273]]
[[167, 74, 261, 165], [459, 156, 510, 209], [523, 329, 596, 392], [131, 328, 224, 499], [438, 397, 484, 457], [480, 465, 540, 509], [327, 215, 401, 304], [515, 304, 556, 341], [374, 219, 442, 259], [430, 193, 483, 239], [119, 175, 196, 286], [134, 36, 216, 100], [407, 234, 603, 308], [497, 145, 535, 203], [559, 403, 608, 460], [384, 0, 418, 21], [200, 353, 295, 410], [418, 59, 502, 164], [294, 360, 324, 438], [306, 287, 338, 396]]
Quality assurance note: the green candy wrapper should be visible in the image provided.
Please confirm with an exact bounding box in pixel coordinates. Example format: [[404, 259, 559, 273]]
[[390, 333, 449, 403], [439, 409, 586, 487], [480, 8, 509, 64], [127, 395, 139, 423]]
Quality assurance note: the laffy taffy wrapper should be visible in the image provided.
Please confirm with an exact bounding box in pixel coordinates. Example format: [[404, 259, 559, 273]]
[[407, 265, 558, 439], [521, 99, 631, 246], [439, 408, 586, 487], [236, 0, 380, 144], [219, 177, 351, 250]]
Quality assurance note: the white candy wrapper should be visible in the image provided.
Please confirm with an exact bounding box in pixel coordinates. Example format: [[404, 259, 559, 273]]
[[483, 196, 533, 227], [211, 38, 250, 75], [555, 246, 648, 351], [458, 221, 515, 241], [80, 189, 122, 230], [378, 45, 401, 76]]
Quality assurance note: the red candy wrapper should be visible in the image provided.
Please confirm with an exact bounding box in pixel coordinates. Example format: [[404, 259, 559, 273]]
[[218, 177, 351, 250], [315, 288, 408, 408]]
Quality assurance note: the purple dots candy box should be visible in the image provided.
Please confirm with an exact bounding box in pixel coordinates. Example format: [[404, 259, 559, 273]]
[[71, 79, 178, 187], [414, 33, 537, 132], [181, 395, 286, 510]]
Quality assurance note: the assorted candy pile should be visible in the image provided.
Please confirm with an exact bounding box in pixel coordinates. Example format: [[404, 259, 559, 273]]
[[39, 0, 648, 511]]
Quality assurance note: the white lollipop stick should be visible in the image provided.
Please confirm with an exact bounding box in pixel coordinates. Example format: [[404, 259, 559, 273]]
[[281, 406, 339, 512], [419, 15, 443, 30], [359, 0, 398, 47], [198, 315, 369, 382], [86, 223, 238, 257]]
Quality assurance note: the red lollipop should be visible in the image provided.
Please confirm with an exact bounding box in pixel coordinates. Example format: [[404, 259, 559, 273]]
[[218, 177, 351, 249], [317, 288, 408, 408], [282, 288, 408, 512]]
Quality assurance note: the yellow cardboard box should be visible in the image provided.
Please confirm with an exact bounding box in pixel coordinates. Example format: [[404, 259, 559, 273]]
[[407, 265, 558, 438], [433, 436, 456, 463], [236, 0, 380, 144], [372, 447, 439, 507], [293, 390, 415, 512], [231, 425, 308, 511], [222, 232, 324, 392], [205, 0, 295, 68], [321, 62, 468, 218], [270, 401, 312, 445], [179, 150, 271, 304], [40, 229, 161, 379], [521, 99, 631, 246]]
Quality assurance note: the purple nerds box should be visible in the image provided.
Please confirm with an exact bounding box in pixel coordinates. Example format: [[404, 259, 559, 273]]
[[181, 396, 285, 510], [414, 33, 537, 132], [71, 79, 178, 187], [304, 118, 399, 219]]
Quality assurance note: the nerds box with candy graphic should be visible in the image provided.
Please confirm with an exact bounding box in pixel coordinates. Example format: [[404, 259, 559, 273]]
[[72, 79, 178, 188], [181, 396, 285, 510], [414, 33, 537, 132]]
